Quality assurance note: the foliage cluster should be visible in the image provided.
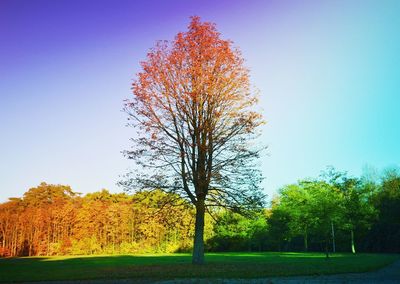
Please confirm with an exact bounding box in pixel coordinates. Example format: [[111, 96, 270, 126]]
[[0, 183, 197, 256], [264, 167, 400, 254]]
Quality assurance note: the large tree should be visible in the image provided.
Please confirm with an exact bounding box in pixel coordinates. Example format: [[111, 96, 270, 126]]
[[123, 16, 265, 264]]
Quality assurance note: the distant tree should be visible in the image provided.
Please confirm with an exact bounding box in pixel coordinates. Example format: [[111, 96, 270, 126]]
[[271, 180, 342, 256], [266, 197, 292, 251], [303, 181, 341, 258], [277, 183, 316, 252], [367, 168, 400, 252], [207, 209, 267, 252], [22, 182, 76, 207], [321, 167, 376, 254], [0, 198, 22, 256], [123, 16, 265, 264]]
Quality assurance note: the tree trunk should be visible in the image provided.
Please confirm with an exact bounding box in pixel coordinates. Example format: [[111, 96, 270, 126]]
[[192, 199, 205, 265], [351, 229, 356, 254], [304, 227, 308, 252], [331, 221, 336, 253], [325, 234, 330, 259]]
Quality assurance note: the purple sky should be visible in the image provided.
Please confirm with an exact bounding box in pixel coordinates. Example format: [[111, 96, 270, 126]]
[[1, 0, 399, 202]]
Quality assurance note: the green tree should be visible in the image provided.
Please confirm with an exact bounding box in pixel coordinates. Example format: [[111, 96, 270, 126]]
[[207, 209, 267, 251], [368, 168, 400, 252], [304, 181, 342, 258], [277, 183, 316, 251], [266, 197, 292, 251], [321, 167, 376, 253]]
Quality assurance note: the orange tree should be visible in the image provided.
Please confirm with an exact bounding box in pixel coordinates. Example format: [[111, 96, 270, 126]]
[[123, 16, 265, 264]]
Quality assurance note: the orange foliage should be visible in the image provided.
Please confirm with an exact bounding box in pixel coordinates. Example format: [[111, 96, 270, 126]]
[[0, 184, 194, 256], [124, 16, 264, 264]]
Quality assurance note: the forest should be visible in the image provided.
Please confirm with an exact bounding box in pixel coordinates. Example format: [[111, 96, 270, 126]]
[[1, 166, 399, 257]]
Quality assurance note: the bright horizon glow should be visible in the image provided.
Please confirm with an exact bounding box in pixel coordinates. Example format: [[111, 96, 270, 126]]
[[1, 0, 399, 202]]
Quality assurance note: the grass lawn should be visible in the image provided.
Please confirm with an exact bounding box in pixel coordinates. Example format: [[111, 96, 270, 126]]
[[0, 252, 398, 282]]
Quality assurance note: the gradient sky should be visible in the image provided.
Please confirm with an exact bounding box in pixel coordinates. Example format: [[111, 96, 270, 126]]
[[1, 0, 399, 202]]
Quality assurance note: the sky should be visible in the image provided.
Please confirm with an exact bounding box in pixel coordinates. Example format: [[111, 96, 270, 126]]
[[1, 0, 399, 202]]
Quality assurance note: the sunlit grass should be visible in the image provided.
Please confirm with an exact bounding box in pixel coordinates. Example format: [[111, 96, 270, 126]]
[[0, 252, 398, 282]]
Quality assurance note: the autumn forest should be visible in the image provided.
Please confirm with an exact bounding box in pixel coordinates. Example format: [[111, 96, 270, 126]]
[[1, 166, 399, 257]]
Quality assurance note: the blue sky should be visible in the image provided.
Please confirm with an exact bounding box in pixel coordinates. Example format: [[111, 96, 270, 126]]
[[1, 0, 399, 202]]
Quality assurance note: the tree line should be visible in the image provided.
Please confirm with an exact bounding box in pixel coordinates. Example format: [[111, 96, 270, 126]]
[[264, 167, 400, 255], [208, 167, 400, 255], [0, 166, 399, 257], [0, 183, 198, 256]]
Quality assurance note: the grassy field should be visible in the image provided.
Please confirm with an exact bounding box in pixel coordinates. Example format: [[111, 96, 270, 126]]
[[0, 252, 398, 282]]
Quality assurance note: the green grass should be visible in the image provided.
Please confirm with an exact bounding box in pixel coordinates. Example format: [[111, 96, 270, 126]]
[[0, 252, 398, 282]]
